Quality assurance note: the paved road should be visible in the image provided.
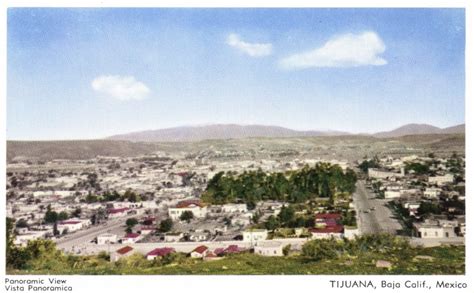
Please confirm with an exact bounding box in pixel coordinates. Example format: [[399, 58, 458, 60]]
[[353, 180, 402, 235], [55, 216, 134, 251]]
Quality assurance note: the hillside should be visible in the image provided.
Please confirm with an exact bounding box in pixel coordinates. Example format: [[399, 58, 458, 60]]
[[107, 124, 349, 142]]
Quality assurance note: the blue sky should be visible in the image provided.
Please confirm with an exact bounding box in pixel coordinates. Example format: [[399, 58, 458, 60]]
[[7, 8, 465, 140]]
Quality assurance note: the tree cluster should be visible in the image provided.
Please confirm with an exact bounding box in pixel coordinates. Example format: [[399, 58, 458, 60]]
[[202, 163, 357, 206]]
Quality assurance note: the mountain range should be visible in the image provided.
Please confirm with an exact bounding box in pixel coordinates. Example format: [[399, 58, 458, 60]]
[[106, 123, 465, 142]]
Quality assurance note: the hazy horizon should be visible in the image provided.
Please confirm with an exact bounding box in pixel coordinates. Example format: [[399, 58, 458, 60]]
[[7, 8, 465, 140]]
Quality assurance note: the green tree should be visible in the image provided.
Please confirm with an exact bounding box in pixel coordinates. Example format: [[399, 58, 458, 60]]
[[126, 218, 139, 229], [57, 211, 69, 221], [278, 206, 295, 226], [179, 211, 194, 223], [158, 218, 173, 233], [264, 215, 280, 231], [44, 205, 58, 224]]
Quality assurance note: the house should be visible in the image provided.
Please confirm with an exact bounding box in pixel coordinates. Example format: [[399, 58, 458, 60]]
[[243, 229, 268, 244], [111, 246, 134, 262], [254, 241, 284, 256], [164, 232, 183, 242], [384, 190, 401, 199], [107, 207, 129, 218], [423, 188, 442, 199], [231, 215, 251, 226], [344, 226, 360, 240], [309, 225, 344, 239], [14, 231, 45, 246], [57, 220, 84, 232], [222, 203, 247, 213], [146, 247, 175, 260], [190, 245, 208, 258], [168, 199, 207, 220], [121, 233, 142, 244], [139, 226, 155, 235], [97, 233, 117, 245], [428, 174, 454, 186], [315, 213, 341, 226], [188, 232, 209, 242], [368, 168, 404, 179], [413, 219, 456, 238]]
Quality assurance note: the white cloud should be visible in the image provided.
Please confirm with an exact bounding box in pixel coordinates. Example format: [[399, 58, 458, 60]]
[[279, 31, 387, 69], [91, 75, 150, 101], [226, 33, 272, 57]]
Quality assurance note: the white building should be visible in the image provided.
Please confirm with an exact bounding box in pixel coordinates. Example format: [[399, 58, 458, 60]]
[[343, 226, 360, 240], [428, 174, 454, 186], [222, 203, 247, 213], [424, 188, 442, 199], [121, 233, 142, 244], [110, 246, 134, 262], [57, 219, 89, 233], [14, 231, 46, 246], [97, 233, 117, 245], [243, 229, 268, 244], [254, 241, 284, 256], [414, 220, 457, 238], [368, 168, 404, 179], [168, 200, 207, 220], [384, 190, 401, 199], [164, 232, 183, 242]]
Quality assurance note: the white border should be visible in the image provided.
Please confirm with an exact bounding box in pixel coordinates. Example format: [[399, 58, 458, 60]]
[[0, 1, 471, 293]]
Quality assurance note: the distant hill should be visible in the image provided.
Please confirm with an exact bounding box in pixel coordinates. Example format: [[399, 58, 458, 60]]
[[7, 140, 161, 162], [374, 123, 465, 138], [107, 124, 350, 142]]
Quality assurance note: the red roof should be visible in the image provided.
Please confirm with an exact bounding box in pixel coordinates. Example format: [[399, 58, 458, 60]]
[[124, 233, 140, 238], [140, 226, 156, 231], [315, 213, 341, 219], [310, 225, 344, 234], [225, 245, 240, 253], [147, 247, 175, 257], [192, 245, 208, 254], [176, 200, 204, 208], [108, 207, 129, 214], [116, 246, 133, 255]]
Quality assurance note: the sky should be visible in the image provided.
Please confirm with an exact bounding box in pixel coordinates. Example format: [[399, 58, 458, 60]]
[[7, 8, 465, 140]]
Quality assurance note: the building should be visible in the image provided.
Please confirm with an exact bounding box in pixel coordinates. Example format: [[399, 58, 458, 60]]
[[121, 233, 142, 244], [164, 232, 183, 242], [254, 241, 284, 256], [423, 188, 442, 199], [344, 226, 360, 240], [190, 245, 208, 258], [107, 207, 129, 218], [146, 247, 175, 260], [243, 229, 268, 245], [13, 231, 45, 246], [384, 190, 401, 199], [168, 199, 207, 220], [368, 168, 404, 179], [188, 232, 209, 242], [111, 246, 134, 262], [97, 233, 117, 245], [414, 220, 457, 238], [428, 174, 454, 186], [309, 225, 344, 239], [57, 220, 88, 232], [222, 203, 247, 213]]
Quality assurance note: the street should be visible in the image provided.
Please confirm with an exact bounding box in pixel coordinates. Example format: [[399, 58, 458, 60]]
[[353, 180, 402, 235]]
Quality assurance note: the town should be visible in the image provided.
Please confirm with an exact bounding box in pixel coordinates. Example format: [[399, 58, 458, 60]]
[[6, 145, 465, 268]]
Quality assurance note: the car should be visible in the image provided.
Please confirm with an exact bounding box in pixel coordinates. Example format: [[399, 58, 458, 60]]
[[370, 207, 376, 211]]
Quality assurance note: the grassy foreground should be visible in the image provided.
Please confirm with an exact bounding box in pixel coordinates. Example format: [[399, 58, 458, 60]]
[[8, 245, 464, 275]]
